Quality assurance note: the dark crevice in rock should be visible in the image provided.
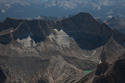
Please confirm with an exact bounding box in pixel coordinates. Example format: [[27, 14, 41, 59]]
[[0, 67, 6, 83], [38, 80, 48, 83], [95, 62, 109, 75]]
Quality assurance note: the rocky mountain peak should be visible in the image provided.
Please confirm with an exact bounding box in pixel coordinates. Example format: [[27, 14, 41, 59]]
[[48, 29, 72, 49], [17, 36, 36, 48]]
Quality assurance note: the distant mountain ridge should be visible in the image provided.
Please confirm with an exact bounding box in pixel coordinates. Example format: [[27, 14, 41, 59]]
[[0, 12, 125, 83], [105, 16, 125, 35], [0, 12, 125, 50]]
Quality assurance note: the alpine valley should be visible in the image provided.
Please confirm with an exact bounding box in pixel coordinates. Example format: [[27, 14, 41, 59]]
[[0, 12, 125, 83]]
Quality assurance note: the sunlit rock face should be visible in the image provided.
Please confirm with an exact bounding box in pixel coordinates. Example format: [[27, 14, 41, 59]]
[[0, 27, 97, 83], [0, 25, 101, 83], [17, 36, 36, 48], [0, 36, 86, 83], [48, 29, 72, 49]]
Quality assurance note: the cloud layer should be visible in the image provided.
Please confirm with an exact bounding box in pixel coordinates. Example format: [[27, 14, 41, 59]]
[[1, 0, 125, 10], [43, 0, 125, 10], [0, 0, 125, 10], [0, 0, 125, 16]]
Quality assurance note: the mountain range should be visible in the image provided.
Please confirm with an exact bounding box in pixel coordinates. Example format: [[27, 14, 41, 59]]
[[0, 12, 125, 83], [1, 12, 125, 49]]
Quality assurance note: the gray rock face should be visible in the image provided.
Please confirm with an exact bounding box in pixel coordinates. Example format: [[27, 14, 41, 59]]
[[0, 28, 98, 83], [99, 37, 125, 64], [76, 38, 125, 83]]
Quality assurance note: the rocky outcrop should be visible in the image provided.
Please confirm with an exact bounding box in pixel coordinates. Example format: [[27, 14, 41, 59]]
[[76, 38, 125, 83], [47, 55, 84, 83], [0, 67, 6, 83], [99, 37, 125, 64], [92, 56, 125, 83], [77, 55, 125, 83]]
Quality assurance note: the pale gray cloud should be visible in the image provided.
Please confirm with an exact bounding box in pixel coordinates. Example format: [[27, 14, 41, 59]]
[[0, 0, 30, 9], [1, 9, 6, 13], [0, 0, 125, 10], [43, 0, 122, 10]]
